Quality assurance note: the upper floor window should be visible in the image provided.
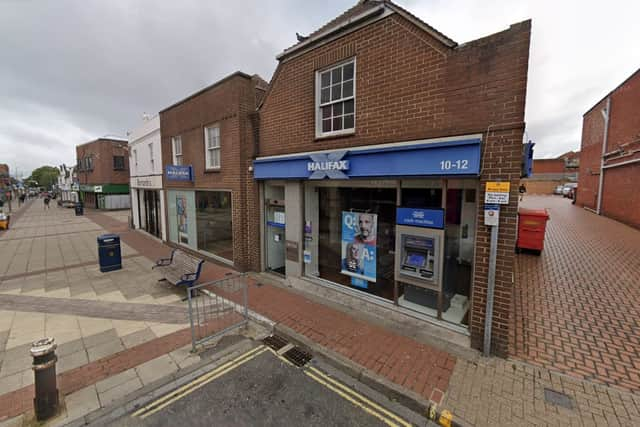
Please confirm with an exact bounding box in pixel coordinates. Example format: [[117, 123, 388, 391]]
[[204, 125, 221, 169], [113, 155, 125, 170], [316, 59, 355, 137], [133, 149, 138, 167], [172, 136, 183, 165]]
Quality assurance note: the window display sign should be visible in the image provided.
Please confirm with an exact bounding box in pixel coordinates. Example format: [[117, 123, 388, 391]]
[[341, 212, 377, 282], [396, 208, 444, 229], [176, 195, 189, 244]]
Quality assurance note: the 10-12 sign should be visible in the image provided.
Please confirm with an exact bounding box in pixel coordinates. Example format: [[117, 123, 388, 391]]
[[440, 160, 469, 170]]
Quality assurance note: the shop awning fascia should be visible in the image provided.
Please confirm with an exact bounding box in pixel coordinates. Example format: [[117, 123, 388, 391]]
[[253, 135, 482, 180]]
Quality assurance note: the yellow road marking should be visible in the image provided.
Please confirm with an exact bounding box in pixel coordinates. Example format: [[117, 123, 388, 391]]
[[307, 366, 412, 427], [304, 370, 405, 427], [267, 347, 296, 367], [132, 345, 267, 418]]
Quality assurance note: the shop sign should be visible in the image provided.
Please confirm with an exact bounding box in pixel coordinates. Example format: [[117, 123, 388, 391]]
[[307, 151, 350, 179], [484, 182, 510, 204], [341, 211, 377, 282], [254, 137, 482, 180], [166, 165, 194, 182], [94, 185, 103, 193], [396, 208, 444, 229]]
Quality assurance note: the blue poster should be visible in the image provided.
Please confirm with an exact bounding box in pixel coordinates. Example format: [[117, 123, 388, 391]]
[[341, 211, 377, 282]]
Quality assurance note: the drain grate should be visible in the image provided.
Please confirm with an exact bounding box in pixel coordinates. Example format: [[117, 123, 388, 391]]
[[263, 335, 289, 352], [544, 388, 574, 410], [282, 346, 313, 367]]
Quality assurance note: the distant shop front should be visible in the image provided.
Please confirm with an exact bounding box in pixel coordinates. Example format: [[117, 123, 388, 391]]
[[131, 175, 165, 240], [165, 165, 234, 264], [79, 184, 130, 210], [254, 136, 482, 331]]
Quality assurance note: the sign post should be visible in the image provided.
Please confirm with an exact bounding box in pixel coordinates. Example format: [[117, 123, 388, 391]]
[[483, 182, 510, 357]]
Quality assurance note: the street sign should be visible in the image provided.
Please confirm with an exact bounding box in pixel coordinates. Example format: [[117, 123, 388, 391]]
[[484, 182, 510, 205], [484, 204, 500, 226]]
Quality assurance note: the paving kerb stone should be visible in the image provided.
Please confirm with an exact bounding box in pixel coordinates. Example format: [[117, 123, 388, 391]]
[[65, 338, 258, 427]]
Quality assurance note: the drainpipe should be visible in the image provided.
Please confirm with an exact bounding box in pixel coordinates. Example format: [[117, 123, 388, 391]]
[[596, 97, 610, 215]]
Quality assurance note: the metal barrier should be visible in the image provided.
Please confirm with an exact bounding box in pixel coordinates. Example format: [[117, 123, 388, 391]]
[[186, 273, 249, 351]]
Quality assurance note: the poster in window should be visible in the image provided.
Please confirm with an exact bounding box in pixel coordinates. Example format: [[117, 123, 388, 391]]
[[341, 211, 377, 282], [176, 195, 189, 244]]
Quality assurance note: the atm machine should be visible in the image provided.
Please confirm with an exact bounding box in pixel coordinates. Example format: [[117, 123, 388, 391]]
[[394, 208, 446, 314]]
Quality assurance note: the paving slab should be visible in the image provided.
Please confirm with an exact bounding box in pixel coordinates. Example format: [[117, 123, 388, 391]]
[[87, 339, 125, 362], [135, 354, 178, 386]]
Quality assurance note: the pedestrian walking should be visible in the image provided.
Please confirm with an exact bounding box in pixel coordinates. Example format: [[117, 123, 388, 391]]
[[519, 183, 527, 201], [44, 196, 50, 210]]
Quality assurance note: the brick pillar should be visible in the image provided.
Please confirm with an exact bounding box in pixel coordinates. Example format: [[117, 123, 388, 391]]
[[470, 127, 523, 357]]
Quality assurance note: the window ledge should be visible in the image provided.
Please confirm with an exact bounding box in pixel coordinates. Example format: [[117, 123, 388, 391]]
[[315, 130, 356, 142], [204, 168, 221, 174]]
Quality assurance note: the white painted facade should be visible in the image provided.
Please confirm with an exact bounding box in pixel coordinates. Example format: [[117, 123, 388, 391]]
[[128, 115, 166, 241], [57, 165, 78, 202]]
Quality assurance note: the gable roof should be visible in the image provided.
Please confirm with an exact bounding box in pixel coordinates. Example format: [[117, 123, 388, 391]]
[[277, 0, 457, 60]]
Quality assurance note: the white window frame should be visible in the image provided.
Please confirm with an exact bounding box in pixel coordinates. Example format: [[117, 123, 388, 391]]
[[315, 58, 356, 138], [172, 136, 183, 165], [204, 124, 221, 170], [133, 149, 138, 168]]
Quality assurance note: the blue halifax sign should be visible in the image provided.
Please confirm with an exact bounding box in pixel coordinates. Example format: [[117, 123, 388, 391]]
[[253, 136, 481, 180], [396, 208, 445, 229], [166, 165, 193, 182]]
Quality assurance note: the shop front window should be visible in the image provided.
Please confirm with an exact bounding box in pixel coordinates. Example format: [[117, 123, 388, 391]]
[[195, 191, 233, 261], [304, 185, 396, 301]]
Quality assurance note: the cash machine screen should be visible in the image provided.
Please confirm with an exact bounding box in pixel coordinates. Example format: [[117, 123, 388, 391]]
[[405, 252, 426, 267]]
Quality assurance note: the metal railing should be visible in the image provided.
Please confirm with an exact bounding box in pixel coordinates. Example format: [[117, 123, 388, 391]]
[[186, 273, 249, 351]]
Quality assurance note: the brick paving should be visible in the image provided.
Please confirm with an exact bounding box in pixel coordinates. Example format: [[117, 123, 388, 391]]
[[0, 294, 187, 323], [512, 195, 640, 393]]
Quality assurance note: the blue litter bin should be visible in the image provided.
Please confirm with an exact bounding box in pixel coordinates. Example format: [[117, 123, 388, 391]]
[[97, 234, 122, 272]]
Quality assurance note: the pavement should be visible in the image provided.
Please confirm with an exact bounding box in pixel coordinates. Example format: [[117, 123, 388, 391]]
[[1, 197, 640, 426], [513, 195, 640, 393]]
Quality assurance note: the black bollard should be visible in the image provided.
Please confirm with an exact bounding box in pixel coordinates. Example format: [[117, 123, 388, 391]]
[[31, 337, 59, 421]]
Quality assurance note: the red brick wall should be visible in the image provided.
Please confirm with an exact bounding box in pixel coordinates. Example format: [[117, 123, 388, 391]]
[[533, 159, 565, 174], [160, 74, 261, 270], [578, 69, 640, 221], [577, 98, 607, 209], [75, 139, 129, 186], [259, 13, 531, 356], [601, 164, 640, 228]]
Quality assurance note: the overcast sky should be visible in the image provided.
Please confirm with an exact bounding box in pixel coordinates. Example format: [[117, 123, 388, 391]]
[[1, 0, 639, 176]]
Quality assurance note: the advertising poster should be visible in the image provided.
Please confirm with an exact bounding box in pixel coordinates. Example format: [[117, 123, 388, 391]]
[[341, 211, 377, 282], [176, 195, 189, 244]]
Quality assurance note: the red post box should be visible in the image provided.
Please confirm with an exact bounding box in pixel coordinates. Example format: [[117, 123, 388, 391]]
[[516, 208, 549, 255]]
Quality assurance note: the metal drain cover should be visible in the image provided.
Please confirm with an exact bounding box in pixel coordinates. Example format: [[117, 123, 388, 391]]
[[282, 346, 312, 367], [263, 335, 289, 352], [544, 388, 574, 409]]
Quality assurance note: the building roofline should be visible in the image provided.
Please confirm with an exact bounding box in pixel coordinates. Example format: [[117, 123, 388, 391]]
[[583, 66, 640, 116], [76, 138, 128, 148], [276, 1, 456, 61], [159, 71, 256, 114]]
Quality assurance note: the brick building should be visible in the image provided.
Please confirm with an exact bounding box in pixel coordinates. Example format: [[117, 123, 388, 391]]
[[577, 68, 640, 229], [252, 0, 531, 356], [522, 151, 580, 194], [159, 72, 267, 270], [76, 138, 130, 209]]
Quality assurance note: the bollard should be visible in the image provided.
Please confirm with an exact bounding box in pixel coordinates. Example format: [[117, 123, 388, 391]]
[[31, 337, 59, 421]]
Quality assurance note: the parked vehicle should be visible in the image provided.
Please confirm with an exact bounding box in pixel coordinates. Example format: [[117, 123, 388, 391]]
[[562, 183, 578, 198], [553, 185, 564, 195]]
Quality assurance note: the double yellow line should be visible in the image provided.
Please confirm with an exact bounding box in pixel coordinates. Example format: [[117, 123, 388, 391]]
[[132, 345, 268, 420], [304, 366, 412, 427]]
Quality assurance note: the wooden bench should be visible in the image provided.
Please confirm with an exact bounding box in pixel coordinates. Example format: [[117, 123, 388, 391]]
[[153, 249, 204, 287]]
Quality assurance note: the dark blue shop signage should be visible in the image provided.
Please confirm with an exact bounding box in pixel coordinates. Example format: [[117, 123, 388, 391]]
[[253, 136, 481, 180], [166, 165, 194, 182], [396, 208, 444, 229]]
